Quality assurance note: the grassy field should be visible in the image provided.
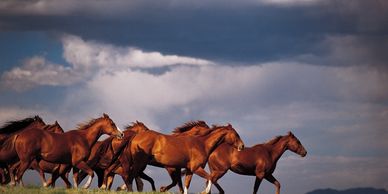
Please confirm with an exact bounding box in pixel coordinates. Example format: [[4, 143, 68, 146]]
[[0, 185, 169, 194]]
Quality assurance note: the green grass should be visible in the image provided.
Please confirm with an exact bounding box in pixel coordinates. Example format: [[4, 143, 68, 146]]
[[0, 185, 170, 194]]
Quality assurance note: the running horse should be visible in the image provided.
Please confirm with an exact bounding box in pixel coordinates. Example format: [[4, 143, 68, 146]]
[[72, 125, 136, 189], [123, 123, 245, 194], [100, 121, 156, 191], [28, 121, 73, 188], [13, 113, 123, 189], [0, 116, 46, 185], [103, 120, 212, 192], [208, 131, 307, 194]]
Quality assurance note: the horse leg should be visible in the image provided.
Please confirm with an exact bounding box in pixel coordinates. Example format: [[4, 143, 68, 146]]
[[76, 169, 88, 186], [139, 171, 156, 191], [192, 167, 212, 194], [106, 174, 115, 190], [8, 162, 20, 186], [74, 161, 94, 189], [253, 177, 263, 194], [209, 170, 228, 194], [45, 164, 60, 188], [265, 174, 281, 194], [30, 160, 47, 187], [58, 165, 72, 188], [15, 159, 33, 186], [160, 168, 180, 192], [135, 176, 144, 191], [72, 167, 80, 188], [60, 173, 72, 188], [102, 160, 120, 189], [96, 169, 104, 188], [183, 171, 193, 194]]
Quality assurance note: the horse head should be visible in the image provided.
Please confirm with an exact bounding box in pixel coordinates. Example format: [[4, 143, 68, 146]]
[[221, 123, 245, 151], [100, 113, 123, 139], [286, 131, 307, 157]]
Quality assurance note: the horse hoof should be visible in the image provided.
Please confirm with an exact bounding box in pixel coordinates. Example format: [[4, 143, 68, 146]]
[[160, 186, 167, 192]]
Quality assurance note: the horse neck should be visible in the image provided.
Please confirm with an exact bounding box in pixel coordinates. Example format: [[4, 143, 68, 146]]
[[268, 136, 289, 163], [82, 123, 103, 147], [200, 129, 228, 156]]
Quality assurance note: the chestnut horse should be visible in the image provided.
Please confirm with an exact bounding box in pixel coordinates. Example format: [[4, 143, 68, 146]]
[[123, 123, 244, 194], [73, 126, 135, 189], [208, 132, 307, 194], [99, 121, 155, 191], [14, 113, 123, 189], [103, 121, 212, 192], [0, 116, 46, 185], [27, 121, 73, 188]]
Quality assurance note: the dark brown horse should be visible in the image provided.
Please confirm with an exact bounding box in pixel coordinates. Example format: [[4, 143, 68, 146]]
[[208, 132, 307, 194], [14, 113, 123, 189], [123, 122, 244, 194], [0, 116, 46, 185]]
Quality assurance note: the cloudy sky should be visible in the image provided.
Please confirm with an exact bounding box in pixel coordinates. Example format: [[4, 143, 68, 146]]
[[1, 0, 387, 193]]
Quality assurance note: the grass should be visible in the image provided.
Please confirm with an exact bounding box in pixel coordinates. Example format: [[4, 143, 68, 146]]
[[0, 185, 170, 194]]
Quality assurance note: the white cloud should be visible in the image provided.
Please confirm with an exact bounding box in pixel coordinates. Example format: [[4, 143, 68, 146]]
[[1, 35, 213, 91], [1, 56, 82, 91], [62, 35, 213, 69]]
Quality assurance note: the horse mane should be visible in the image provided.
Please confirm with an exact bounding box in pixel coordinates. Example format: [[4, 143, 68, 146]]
[[264, 135, 283, 145], [76, 118, 100, 130], [0, 116, 37, 134], [211, 124, 229, 130], [125, 121, 149, 131], [172, 120, 209, 134]]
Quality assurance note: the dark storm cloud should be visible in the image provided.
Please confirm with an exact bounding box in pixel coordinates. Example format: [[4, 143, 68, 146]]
[[1, 0, 387, 66]]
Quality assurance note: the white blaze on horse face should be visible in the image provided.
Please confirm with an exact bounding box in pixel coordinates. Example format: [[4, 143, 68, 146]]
[[205, 180, 212, 193], [184, 186, 188, 194]]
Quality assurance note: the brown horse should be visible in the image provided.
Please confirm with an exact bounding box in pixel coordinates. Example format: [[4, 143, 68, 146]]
[[14, 113, 123, 189], [100, 121, 155, 191], [104, 120, 212, 192], [0, 116, 46, 185], [72, 126, 135, 189], [208, 132, 307, 194], [123, 122, 244, 194], [27, 121, 72, 188]]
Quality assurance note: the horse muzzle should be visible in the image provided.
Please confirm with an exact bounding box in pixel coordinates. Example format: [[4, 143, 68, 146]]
[[300, 150, 307, 157], [116, 132, 124, 139]]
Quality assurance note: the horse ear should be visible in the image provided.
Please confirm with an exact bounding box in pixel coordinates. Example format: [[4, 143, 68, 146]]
[[55, 121, 59, 125], [227, 123, 232, 127], [103, 113, 109, 118], [288, 131, 294, 136]]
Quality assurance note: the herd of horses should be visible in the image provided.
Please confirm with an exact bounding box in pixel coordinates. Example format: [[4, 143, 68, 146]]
[[0, 113, 307, 194]]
